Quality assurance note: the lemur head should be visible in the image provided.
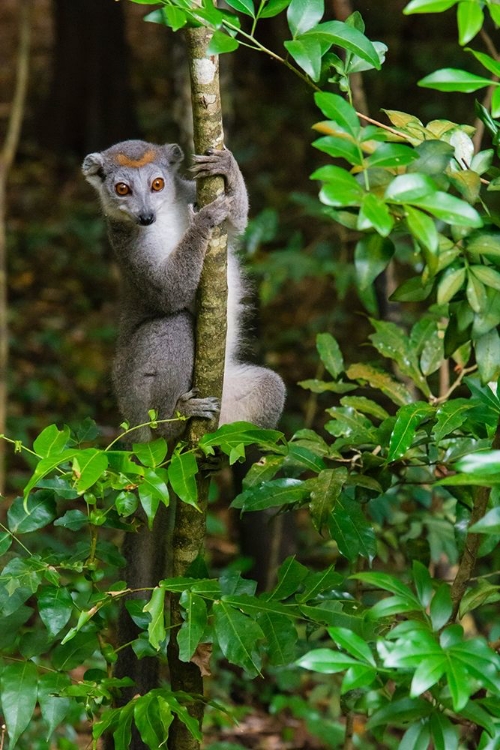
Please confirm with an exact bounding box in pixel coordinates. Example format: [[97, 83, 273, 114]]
[[82, 140, 184, 226]]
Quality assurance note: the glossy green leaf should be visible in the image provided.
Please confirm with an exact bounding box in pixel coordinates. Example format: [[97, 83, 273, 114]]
[[23, 449, 77, 500], [328, 626, 376, 665], [341, 664, 377, 693], [297, 565, 343, 602], [410, 656, 446, 696], [38, 585, 73, 637], [329, 495, 377, 561], [471, 264, 500, 291], [53, 509, 87, 530], [365, 142, 419, 168], [258, 611, 298, 666], [231, 478, 309, 511], [144, 586, 166, 650], [316, 332, 344, 377], [429, 712, 459, 750], [52, 631, 99, 671], [419, 67, 492, 92], [287, 0, 324, 37], [115, 490, 139, 517], [73, 449, 108, 494], [314, 92, 360, 137], [467, 270, 488, 313], [225, 0, 255, 15], [284, 36, 322, 80], [207, 30, 239, 55], [133, 438, 168, 468], [169, 453, 198, 508], [475, 328, 500, 383], [259, 0, 291, 17], [430, 584, 453, 630], [38, 672, 72, 740], [411, 191, 482, 227], [385, 173, 437, 202], [269, 556, 309, 600], [312, 165, 364, 206], [470, 506, 500, 533], [404, 0, 458, 12], [369, 319, 430, 394], [178, 591, 207, 661], [7, 491, 56, 533], [139, 467, 170, 527], [433, 398, 474, 441], [407, 139, 455, 175], [297, 647, 361, 673], [354, 234, 395, 289], [387, 402, 435, 461], [357, 192, 394, 236], [1, 661, 38, 748], [340, 396, 389, 421], [305, 20, 381, 69], [213, 601, 264, 676], [33, 424, 70, 458], [437, 266, 466, 304], [406, 205, 438, 253], [352, 571, 421, 604], [457, 1, 484, 45], [309, 468, 348, 534], [133, 694, 168, 749], [313, 134, 362, 166]]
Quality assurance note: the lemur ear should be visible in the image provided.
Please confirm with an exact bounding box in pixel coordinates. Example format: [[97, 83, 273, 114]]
[[82, 152, 105, 182], [164, 144, 184, 169]]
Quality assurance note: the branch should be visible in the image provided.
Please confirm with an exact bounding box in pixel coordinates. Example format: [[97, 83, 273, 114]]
[[167, 27, 228, 750]]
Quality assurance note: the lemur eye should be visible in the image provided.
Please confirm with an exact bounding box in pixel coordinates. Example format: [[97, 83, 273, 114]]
[[152, 177, 165, 192], [115, 183, 131, 196]]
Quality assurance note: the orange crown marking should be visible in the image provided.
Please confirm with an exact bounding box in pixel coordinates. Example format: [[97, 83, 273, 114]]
[[116, 149, 155, 168]]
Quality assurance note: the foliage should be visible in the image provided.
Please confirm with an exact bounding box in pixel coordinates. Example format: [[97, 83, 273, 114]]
[[2, 0, 500, 747]]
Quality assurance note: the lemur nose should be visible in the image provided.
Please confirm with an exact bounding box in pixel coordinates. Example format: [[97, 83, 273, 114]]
[[138, 213, 155, 226]]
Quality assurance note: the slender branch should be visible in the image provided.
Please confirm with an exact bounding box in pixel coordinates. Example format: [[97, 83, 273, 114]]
[[0, 0, 32, 496], [430, 365, 477, 405], [167, 26, 228, 750]]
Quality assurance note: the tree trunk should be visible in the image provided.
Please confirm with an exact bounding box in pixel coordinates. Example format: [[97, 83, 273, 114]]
[[40, 0, 139, 156], [167, 27, 228, 750]]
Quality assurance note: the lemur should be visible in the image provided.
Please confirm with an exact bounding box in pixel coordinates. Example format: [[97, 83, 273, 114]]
[[82, 140, 285, 440]]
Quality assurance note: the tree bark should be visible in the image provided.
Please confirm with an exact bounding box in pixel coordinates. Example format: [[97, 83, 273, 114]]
[[167, 28, 228, 750], [0, 0, 32, 495]]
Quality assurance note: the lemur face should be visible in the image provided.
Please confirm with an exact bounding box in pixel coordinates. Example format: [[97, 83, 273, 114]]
[[82, 140, 184, 226]]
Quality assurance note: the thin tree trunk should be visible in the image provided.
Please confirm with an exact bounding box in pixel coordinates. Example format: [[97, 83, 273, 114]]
[[0, 0, 32, 495], [167, 28, 228, 750]]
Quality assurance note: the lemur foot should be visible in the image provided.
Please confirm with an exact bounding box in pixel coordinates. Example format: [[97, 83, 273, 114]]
[[176, 390, 220, 420], [195, 194, 232, 235]]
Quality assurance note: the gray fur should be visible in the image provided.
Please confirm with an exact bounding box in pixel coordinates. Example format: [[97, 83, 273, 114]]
[[82, 139, 285, 441]]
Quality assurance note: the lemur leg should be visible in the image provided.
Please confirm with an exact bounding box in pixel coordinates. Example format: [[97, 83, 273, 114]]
[[220, 362, 285, 429]]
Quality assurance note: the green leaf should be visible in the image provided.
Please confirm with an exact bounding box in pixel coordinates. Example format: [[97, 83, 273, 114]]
[[305, 20, 381, 69], [411, 192, 482, 227], [297, 565, 343, 602], [38, 672, 72, 740], [469, 506, 500, 533], [309, 468, 348, 534], [284, 444, 325, 472], [419, 67, 493, 92], [133, 438, 168, 468], [311, 165, 364, 207], [328, 626, 376, 665], [268, 556, 309, 600], [457, 1, 484, 45], [346, 363, 413, 406], [287, 0, 324, 37], [410, 656, 446, 696], [408, 139, 455, 175], [258, 611, 298, 666], [341, 664, 377, 693], [178, 592, 207, 661], [284, 37, 322, 80], [354, 235, 395, 289], [430, 584, 453, 630], [33, 424, 70, 458], [313, 134, 363, 166], [213, 601, 264, 676], [23, 449, 77, 499], [437, 266, 466, 304], [368, 697, 433, 729], [134, 694, 169, 749], [387, 402, 435, 461], [316, 332, 344, 377], [7, 491, 57, 533], [352, 571, 421, 605], [1, 661, 38, 747], [357, 193, 394, 236], [369, 319, 430, 394], [259, 0, 291, 17], [52, 631, 99, 670], [144, 587, 166, 650], [467, 270, 488, 313], [433, 398, 474, 441], [329, 495, 377, 561], [297, 647, 361, 673], [314, 92, 360, 137], [471, 265, 500, 291], [207, 30, 239, 55], [404, 0, 458, 12], [385, 173, 438, 202], [406, 205, 438, 253], [429, 712, 459, 750], [225, 0, 255, 15], [115, 490, 139, 517], [53, 509, 88, 530], [231, 478, 309, 511], [38, 585, 73, 637], [340, 396, 389, 421], [139, 467, 170, 527], [73, 449, 108, 493], [365, 143, 419, 168], [475, 328, 500, 383], [492, 85, 500, 117]]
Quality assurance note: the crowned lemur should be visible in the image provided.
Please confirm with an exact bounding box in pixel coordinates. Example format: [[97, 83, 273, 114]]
[[82, 140, 285, 439]]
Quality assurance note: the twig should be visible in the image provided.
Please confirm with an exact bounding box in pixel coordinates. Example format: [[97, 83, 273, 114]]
[[430, 365, 477, 405]]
